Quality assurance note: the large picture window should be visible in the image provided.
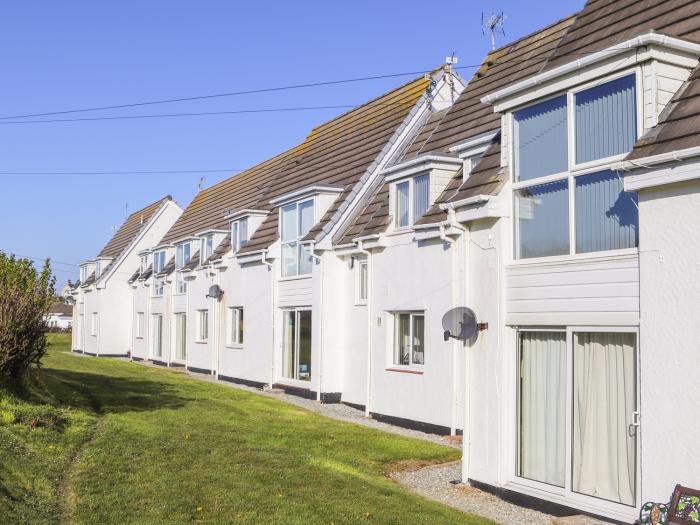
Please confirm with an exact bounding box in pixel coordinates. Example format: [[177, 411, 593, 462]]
[[175, 313, 187, 361], [393, 312, 424, 367], [280, 199, 315, 277], [517, 329, 638, 507], [152, 314, 163, 358], [282, 309, 311, 381], [513, 74, 639, 260]]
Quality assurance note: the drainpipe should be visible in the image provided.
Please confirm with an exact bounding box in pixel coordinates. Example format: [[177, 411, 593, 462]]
[[307, 242, 324, 402], [130, 283, 135, 361], [261, 249, 275, 388], [439, 223, 459, 436], [211, 266, 221, 379], [357, 240, 373, 417]]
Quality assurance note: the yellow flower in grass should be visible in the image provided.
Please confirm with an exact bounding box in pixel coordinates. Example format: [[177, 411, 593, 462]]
[[196, 506, 203, 512], [47, 444, 54, 449]]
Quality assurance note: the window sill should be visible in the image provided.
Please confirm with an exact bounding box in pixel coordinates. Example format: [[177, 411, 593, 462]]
[[278, 274, 312, 282], [194, 340, 208, 345], [385, 367, 424, 375], [508, 248, 638, 268], [354, 301, 367, 307], [225, 343, 243, 349]]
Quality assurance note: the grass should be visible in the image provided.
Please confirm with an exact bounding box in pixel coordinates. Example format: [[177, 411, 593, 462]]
[[0, 334, 493, 524]]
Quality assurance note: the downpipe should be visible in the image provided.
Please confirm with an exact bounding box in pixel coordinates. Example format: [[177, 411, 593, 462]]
[[307, 243, 324, 402], [261, 250, 275, 389], [357, 240, 373, 418]]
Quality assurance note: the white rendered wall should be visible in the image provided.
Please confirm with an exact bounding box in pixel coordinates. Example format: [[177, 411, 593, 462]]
[[368, 231, 465, 430], [637, 179, 700, 503]]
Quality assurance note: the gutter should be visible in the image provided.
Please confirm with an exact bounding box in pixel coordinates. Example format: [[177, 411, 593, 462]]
[[613, 146, 700, 172], [439, 195, 491, 211], [482, 32, 700, 105], [357, 240, 373, 418]]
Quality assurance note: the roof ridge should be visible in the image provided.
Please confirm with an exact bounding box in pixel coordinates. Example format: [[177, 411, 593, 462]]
[[486, 13, 578, 58]]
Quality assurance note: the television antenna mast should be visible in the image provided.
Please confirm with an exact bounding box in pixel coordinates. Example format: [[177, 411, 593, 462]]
[[482, 12, 506, 50], [197, 176, 206, 192]]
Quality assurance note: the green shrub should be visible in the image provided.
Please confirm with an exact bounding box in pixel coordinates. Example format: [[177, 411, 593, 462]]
[[0, 409, 15, 425], [0, 252, 55, 381]]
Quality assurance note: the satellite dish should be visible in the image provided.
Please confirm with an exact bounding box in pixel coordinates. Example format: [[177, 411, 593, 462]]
[[441, 307, 480, 341], [206, 284, 224, 300]]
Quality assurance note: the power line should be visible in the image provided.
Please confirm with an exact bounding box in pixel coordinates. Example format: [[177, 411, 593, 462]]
[[0, 104, 366, 126], [0, 68, 468, 121]]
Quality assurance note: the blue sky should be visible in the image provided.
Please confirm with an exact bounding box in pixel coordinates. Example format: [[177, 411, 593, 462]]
[[0, 0, 582, 287]]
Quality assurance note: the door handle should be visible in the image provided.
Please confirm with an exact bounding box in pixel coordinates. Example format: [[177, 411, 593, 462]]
[[628, 411, 640, 437]]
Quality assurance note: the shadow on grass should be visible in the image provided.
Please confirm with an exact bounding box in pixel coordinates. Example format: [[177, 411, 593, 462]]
[[39, 368, 191, 415]]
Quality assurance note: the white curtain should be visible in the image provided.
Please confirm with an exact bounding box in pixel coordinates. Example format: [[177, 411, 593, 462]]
[[519, 332, 566, 487], [573, 332, 636, 505], [413, 175, 430, 222]]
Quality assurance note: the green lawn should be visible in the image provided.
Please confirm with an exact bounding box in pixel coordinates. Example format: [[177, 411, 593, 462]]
[[0, 334, 492, 524]]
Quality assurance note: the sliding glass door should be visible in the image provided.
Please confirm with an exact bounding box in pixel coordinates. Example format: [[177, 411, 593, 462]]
[[152, 314, 163, 359], [517, 329, 638, 507], [282, 309, 311, 381], [175, 313, 187, 362]]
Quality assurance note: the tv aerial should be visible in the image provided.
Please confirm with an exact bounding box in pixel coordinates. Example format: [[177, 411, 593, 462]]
[[482, 12, 506, 50], [441, 307, 488, 342]]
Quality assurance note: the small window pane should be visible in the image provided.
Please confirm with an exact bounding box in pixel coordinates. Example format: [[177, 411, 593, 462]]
[[239, 218, 248, 247], [575, 170, 638, 253], [237, 308, 244, 344], [282, 242, 297, 277], [396, 181, 409, 227], [358, 262, 368, 302], [281, 204, 297, 242], [413, 175, 430, 223], [412, 315, 424, 365], [298, 244, 314, 275], [232, 222, 239, 252], [299, 200, 315, 237], [394, 314, 410, 365], [515, 180, 570, 259], [576, 75, 636, 164], [514, 95, 568, 182]]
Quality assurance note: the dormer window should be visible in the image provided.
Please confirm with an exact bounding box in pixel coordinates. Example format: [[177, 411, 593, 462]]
[[231, 218, 248, 252], [139, 255, 148, 274], [512, 73, 639, 260], [153, 250, 165, 273], [176, 243, 190, 269], [280, 199, 315, 277], [462, 152, 484, 182], [199, 235, 213, 264], [80, 266, 88, 282], [95, 261, 102, 278], [395, 174, 429, 228]]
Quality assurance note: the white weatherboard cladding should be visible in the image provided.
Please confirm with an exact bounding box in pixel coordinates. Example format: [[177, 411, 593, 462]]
[[172, 293, 187, 312], [505, 255, 640, 326], [278, 277, 313, 307], [637, 179, 700, 503]]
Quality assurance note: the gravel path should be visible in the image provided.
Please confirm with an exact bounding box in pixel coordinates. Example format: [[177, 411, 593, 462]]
[[392, 461, 555, 525], [120, 357, 557, 524]]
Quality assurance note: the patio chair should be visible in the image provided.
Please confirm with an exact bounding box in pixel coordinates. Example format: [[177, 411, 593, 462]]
[[638, 484, 700, 525]]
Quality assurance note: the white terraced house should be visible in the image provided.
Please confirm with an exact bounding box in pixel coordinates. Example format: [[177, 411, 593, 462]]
[[71, 1, 700, 521]]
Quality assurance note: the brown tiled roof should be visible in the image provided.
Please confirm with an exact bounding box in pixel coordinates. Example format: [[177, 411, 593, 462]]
[[98, 196, 172, 259], [138, 265, 153, 281], [239, 75, 432, 253], [628, 64, 700, 159], [127, 268, 141, 283], [183, 251, 200, 271], [160, 149, 297, 245], [334, 16, 576, 241], [48, 303, 73, 316], [397, 108, 450, 162], [158, 257, 176, 277], [81, 271, 95, 287], [544, 0, 700, 71]]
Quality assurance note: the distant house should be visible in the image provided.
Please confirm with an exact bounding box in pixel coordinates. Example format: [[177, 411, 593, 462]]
[[45, 303, 73, 330]]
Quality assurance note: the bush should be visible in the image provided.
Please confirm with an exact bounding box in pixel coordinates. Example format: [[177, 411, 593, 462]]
[[0, 252, 55, 381]]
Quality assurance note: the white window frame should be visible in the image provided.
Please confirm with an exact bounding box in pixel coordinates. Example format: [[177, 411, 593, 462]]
[[462, 149, 488, 182], [510, 68, 642, 264], [196, 309, 209, 342], [280, 198, 315, 278], [392, 174, 430, 229], [510, 325, 641, 520], [153, 250, 166, 273], [227, 307, 244, 346], [135, 312, 144, 339], [90, 312, 98, 336], [391, 311, 425, 368], [232, 218, 249, 253], [95, 261, 101, 278], [139, 255, 148, 274], [199, 235, 213, 264], [152, 314, 163, 358], [355, 259, 368, 305], [152, 277, 164, 297], [176, 242, 190, 269]]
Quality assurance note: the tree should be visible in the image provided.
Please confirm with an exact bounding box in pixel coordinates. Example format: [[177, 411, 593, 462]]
[[0, 252, 56, 381]]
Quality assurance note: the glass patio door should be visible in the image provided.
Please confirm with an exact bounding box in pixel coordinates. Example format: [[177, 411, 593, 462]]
[[517, 330, 638, 507], [152, 314, 163, 359], [282, 310, 311, 381], [175, 313, 187, 361]]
